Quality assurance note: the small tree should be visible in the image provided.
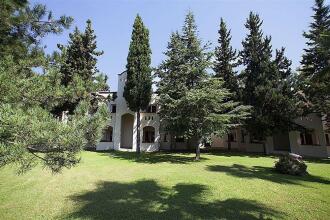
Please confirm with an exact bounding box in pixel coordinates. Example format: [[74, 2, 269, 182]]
[[124, 15, 152, 154]]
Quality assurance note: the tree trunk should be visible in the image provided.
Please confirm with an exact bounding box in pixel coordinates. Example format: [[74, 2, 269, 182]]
[[136, 110, 141, 154], [195, 140, 202, 160]]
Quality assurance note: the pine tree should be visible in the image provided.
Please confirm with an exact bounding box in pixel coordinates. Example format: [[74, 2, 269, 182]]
[[239, 12, 299, 151], [301, 0, 330, 78], [0, 0, 73, 65], [124, 15, 152, 154], [0, 1, 109, 173], [54, 19, 107, 115], [181, 12, 210, 89], [157, 32, 187, 149], [214, 18, 239, 96], [300, 0, 330, 118], [157, 12, 249, 160]]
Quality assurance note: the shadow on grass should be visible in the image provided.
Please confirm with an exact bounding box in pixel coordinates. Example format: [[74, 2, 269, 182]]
[[65, 179, 284, 220], [206, 164, 330, 186], [203, 150, 278, 159], [98, 150, 208, 164], [304, 158, 330, 164]]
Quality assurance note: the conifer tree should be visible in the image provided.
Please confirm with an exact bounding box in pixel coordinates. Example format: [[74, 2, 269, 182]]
[[0, 1, 109, 173], [300, 0, 330, 117], [124, 15, 152, 154], [239, 12, 299, 151], [53, 19, 107, 115], [214, 18, 239, 96], [0, 0, 73, 66], [158, 12, 249, 160], [301, 0, 330, 78]]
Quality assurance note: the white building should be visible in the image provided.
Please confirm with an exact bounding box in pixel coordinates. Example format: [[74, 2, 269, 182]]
[[96, 71, 330, 158]]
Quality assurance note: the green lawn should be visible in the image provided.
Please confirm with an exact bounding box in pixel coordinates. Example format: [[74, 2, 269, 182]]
[[0, 151, 329, 220]]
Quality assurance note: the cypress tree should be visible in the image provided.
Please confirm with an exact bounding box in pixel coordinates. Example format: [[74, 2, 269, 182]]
[[124, 15, 152, 154], [214, 18, 239, 97]]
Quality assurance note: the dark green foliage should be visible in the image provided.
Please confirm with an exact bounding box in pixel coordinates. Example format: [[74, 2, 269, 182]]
[[0, 1, 109, 173], [275, 154, 308, 176], [124, 15, 152, 112], [124, 15, 152, 153], [0, 0, 73, 66], [239, 12, 300, 140], [214, 18, 239, 97], [157, 12, 249, 159], [301, 0, 330, 79], [53, 20, 107, 115], [157, 12, 212, 144], [300, 0, 330, 120]]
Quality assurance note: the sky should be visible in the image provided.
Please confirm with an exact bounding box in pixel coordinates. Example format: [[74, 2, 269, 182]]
[[31, 0, 325, 91]]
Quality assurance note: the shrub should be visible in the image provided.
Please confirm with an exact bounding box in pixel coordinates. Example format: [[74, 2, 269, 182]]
[[275, 153, 308, 176]]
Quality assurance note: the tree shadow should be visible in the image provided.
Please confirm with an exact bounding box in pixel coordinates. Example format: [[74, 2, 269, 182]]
[[206, 164, 330, 186], [204, 150, 273, 159], [98, 151, 208, 164], [64, 179, 284, 220], [304, 158, 330, 164]]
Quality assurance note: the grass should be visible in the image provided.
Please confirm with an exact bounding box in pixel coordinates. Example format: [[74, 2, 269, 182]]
[[0, 151, 329, 220]]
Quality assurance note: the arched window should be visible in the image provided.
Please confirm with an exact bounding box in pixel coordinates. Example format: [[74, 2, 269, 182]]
[[143, 126, 155, 143], [101, 126, 113, 142]]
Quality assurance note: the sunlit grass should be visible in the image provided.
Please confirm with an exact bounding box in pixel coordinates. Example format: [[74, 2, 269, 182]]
[[0, 151, 329, 219]]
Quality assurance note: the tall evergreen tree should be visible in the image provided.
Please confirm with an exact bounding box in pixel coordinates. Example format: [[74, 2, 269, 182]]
[[124, 15, 152, 154], [157, 32, 187, 149], [214, 18, 239, 96], [239, 12, 299, 151], [301, 0, 330, 78], [300, 0, 330, 118], [53, 19, 107, 115], [157, 12, 249, 160]]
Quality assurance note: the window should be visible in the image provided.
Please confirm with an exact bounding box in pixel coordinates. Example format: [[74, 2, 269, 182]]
[[300, 131, 314, 145], [101, 127, 113, 142], [250, 133, 264, 143], [325, 133, 330, 146], [146, 105, 157, 113], [241, 130, 246, 143], [163, 133, 168, 142], [111, 104, 116, 113], [143, 126, 155, 143], [228, 131, 237, 142], [175, 136, 185, 143]]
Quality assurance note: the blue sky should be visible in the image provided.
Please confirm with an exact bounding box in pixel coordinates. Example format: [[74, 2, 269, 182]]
[[32, 0, 324, 91]]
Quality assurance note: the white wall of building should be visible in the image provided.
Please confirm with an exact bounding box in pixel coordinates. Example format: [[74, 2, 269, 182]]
[[96, 72, 329, 158]]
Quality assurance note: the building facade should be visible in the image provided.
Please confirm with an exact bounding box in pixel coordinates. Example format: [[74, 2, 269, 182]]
[[96, 71, 330, 158]]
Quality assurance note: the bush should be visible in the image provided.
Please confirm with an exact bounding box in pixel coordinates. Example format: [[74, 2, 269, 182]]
[[275, 153, 308, 176]]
